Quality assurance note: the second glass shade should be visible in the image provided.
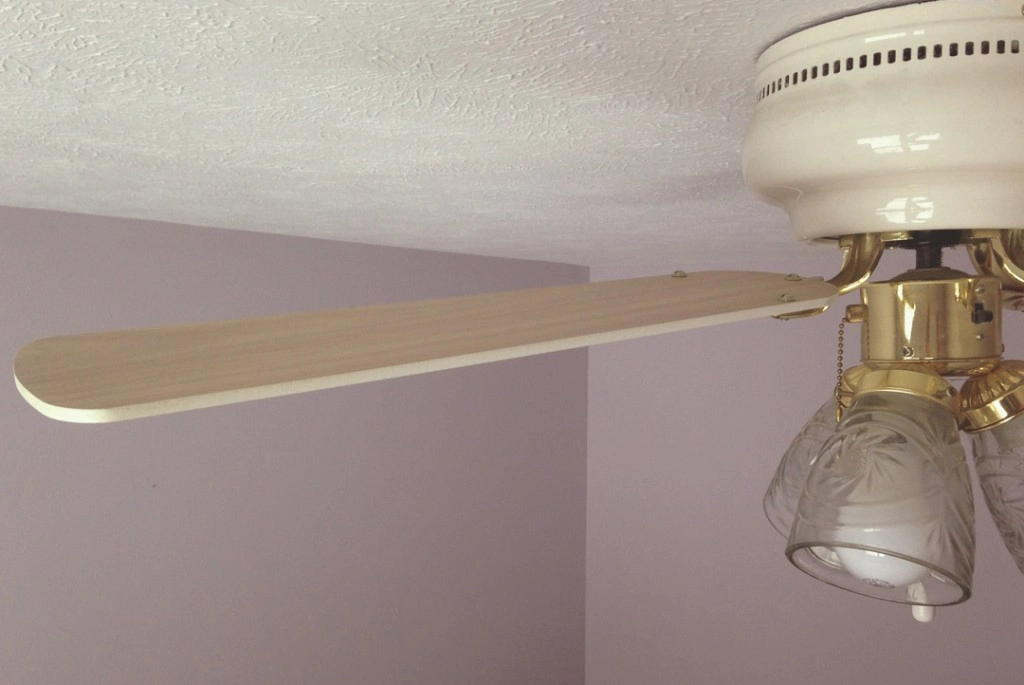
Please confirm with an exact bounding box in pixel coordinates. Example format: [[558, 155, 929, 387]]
[[970, 413, 1024, 575], [785, 388, 975, 606], [764, 397, 836, 537]]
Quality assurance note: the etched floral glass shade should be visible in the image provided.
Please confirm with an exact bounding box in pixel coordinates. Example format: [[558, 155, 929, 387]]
[[970, 414, 1024, 575], [786, 390, 975, 605], [764, 397, 837, 536]]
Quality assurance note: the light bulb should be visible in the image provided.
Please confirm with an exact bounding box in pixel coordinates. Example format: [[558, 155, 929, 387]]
[[832, 457, 938, 589], [836, 543, 930, 588]]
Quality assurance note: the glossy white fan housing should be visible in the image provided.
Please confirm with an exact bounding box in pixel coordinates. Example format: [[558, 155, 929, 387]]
[[742, 0, 1024, 241]]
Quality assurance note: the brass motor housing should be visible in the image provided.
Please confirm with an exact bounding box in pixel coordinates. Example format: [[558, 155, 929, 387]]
[[859, 268, 1002, 377]]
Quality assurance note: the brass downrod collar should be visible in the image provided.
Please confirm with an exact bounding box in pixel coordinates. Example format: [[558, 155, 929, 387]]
[[859, 270, 1002, 377]]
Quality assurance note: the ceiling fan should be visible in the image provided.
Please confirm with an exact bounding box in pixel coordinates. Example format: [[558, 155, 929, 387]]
[[13, 0, 1024, 622]]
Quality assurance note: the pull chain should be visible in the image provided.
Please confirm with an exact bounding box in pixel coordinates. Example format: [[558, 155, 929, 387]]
[[834, 317, 849, 422]]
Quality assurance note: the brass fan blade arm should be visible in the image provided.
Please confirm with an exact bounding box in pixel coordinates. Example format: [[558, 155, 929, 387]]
[[14, 271, 837, 423]]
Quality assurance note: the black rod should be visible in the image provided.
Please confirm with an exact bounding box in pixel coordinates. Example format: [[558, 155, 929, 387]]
[[915, 242, 943, 269]]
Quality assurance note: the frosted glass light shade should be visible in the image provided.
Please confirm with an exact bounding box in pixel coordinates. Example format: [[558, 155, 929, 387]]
[[764, 398, 837, 536], [786, 391, 975, 605], [970, 414, 1024, 575]]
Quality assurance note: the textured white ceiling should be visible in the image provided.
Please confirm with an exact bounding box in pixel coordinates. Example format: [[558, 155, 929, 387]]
[[2, 0, 895, 266]]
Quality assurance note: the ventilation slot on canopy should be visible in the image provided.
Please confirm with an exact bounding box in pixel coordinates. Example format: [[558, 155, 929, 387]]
[[756, 38, 1021, 102]]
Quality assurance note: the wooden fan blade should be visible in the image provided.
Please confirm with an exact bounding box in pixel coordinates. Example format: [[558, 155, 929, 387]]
[[14, 271, 837, 423]]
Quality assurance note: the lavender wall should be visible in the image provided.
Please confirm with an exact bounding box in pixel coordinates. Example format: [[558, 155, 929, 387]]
[[0, 207, 588, 685], [587, 252, 1024, 684]]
